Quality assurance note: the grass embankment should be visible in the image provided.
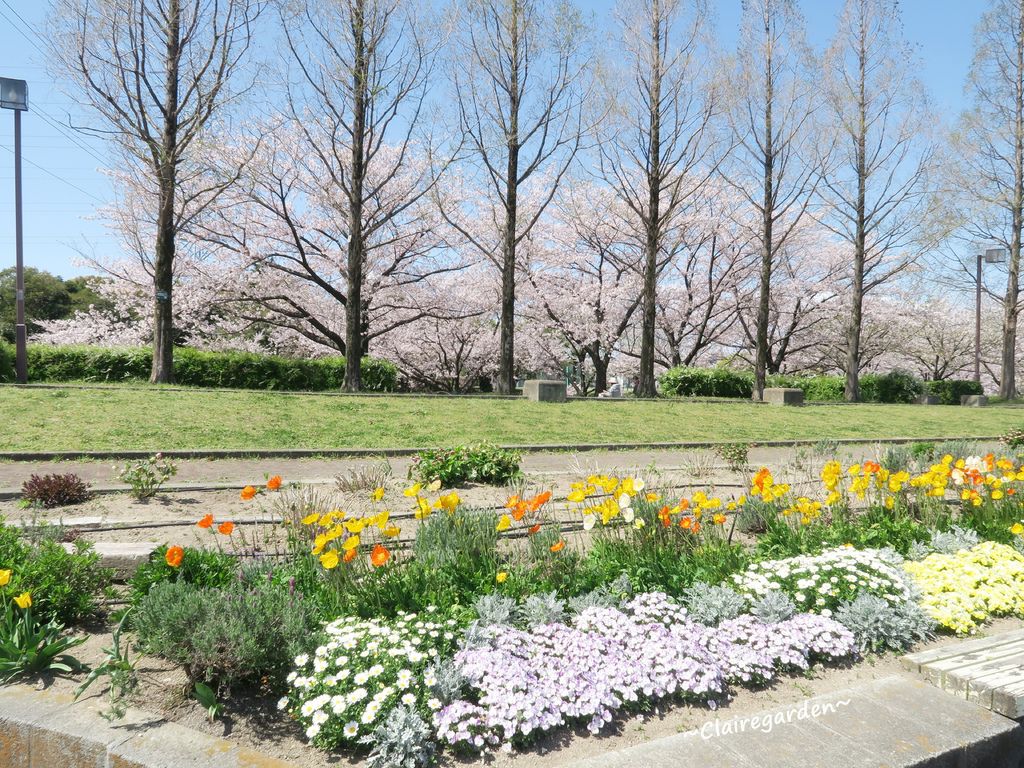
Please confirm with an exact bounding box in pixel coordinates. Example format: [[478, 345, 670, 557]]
[[0, 385, 1016, 452]]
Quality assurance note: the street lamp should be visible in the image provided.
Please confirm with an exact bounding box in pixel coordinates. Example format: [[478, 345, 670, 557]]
[[0, 77, 27, 384], [975, 246, 1007, 384]]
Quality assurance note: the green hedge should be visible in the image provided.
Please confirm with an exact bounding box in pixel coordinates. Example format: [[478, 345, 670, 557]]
[[658, 367, 754, 398], [662, 366, 930, 404], [0, 342, 13, 382], [0, 343, 397, 392], [924, 379, 984, 405]]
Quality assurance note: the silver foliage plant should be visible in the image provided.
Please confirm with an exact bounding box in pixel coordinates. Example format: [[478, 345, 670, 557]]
[[519, 591, 566, 627], [835, 593, 935, 654], [567, 573, 634, 616], [749, 591, 797, 623], [473, 593, 515, 627], [683, 582, 746, 626], [929, 526, 981, 555], [362, 706, 435, 768]]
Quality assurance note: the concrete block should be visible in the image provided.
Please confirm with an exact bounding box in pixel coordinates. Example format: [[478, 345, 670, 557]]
[[916, 395, 940, 405], [523, 379, 567, 403], [961, 395, 989, 407], [63, 541, 160, 579], [763, 387, 805, 406]]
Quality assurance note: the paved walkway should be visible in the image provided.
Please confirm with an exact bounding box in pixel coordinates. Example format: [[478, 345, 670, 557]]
[[569, 674, 1023, 768]]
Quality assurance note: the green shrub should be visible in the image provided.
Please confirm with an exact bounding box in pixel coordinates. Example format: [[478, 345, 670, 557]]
[[133, 577, 316, 691], [924, 379, 984, 405], [862, 369, 923, 404], [659, 367, 753, 398], [22, 345, 397, 392], [0, 523, 111, 624], [127, 545, 238, 608], [409, 444, 522, 486], [0, 341, 14, 382]]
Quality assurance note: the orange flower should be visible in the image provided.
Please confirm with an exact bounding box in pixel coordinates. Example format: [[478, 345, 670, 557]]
[[370, 544, 391, 567], [712, 513, 727, 525], [527, 491, 552, 512], [550, 540, 566, 553], [240, 485, 257, 500], [658, 505, 672, 527], [218, 521, 235, 536], [528, 523, 542, 535], [343, 547, 358, 563], [692, 521, 701, 534], [679, 516, 693, 530], [266, 475, 283, 491], [197, 514, 214, 529], [165, 545, 184, 568]]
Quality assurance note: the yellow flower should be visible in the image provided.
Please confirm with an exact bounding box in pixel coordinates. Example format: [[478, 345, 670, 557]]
[[403, 483, 422, 497], [645, 492, 661, 502], [301, 512, 320, 526], [496, 571, 508, 584], [427, 479, 443, 492], [0, 570, 10, 587], [435, 492, 460, 512], [371, 487, 385, 502], [312, 533, 328, 555], [341, 534, 360, 551], [496, 514, 512, 532], [567, 489, 588, 503], [319, 549, 340, 569], [1012, 523, 1024, 536], [414, 497, 432, 520], [382, 523, 401, 538], [13, 592, 30, 609]]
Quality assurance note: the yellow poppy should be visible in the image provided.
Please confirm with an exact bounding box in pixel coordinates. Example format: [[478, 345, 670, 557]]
[[496, 514, 512, 532], [319, 549, 340, 569], [342, 534, 360, 551], [496, 571, 508, 584], [403, 483, 422, 497], [301, 512, 320, 526], [0, 570, 10, 587], [371, 487, 386, 502], [13, 592, 30, 609]]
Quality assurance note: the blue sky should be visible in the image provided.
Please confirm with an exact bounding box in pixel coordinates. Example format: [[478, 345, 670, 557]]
[[0, 0, 987, 278]]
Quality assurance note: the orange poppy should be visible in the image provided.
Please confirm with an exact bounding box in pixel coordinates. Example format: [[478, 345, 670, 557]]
[[504, 495, 521, 509], [343, 547, 358, 563], [692, 521, 701, 534], [165, 545, 184, 568], [509, 501, 528, 521], [240, 486, 257, 500], [550, 540, 566, 553], [197, 514, 214, 529], [658, 505, 672, 527], [218, 521, 235, 536], [679, 516, 693, 530], [528, 523, 542, 535], [267, 475, 283, 491], [370, 544, 391, 567], [527, 491, 552, 512]]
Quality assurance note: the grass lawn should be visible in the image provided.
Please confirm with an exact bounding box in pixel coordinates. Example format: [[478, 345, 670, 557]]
[[2, 385, 1020, 452]]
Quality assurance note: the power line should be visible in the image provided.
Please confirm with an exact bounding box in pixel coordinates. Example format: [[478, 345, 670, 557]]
[[0, 144, 105, 203]]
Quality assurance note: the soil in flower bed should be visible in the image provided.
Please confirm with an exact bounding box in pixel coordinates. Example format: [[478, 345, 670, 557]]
[[39, 616, 1024, 768]]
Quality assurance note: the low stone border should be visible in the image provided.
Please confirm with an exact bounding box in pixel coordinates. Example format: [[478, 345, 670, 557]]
[[0, 435, 1001, 462], [0, 683, 298, 767]]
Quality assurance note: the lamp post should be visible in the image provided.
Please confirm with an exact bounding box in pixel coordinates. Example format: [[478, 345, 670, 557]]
[[0, 77, 28, 384], [976, 246, 1007, 384]]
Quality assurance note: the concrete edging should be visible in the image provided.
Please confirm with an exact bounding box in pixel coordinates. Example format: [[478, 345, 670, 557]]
[[0, 435, 1003, 463], [0, 683, 298, 767]]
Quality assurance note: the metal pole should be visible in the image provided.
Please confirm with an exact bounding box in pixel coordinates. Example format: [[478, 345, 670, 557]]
[[975, 252, 982, 384], [13, 108, 26, 384]]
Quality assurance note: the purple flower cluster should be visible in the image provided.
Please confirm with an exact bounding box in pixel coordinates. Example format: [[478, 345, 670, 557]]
[[435, 592, 857, 751]]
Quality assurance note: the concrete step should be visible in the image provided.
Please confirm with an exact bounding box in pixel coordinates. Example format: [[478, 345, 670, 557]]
[[904, 628, 1024, 718], [62, 541, 160, 579], [566, 675, 1024, 768]]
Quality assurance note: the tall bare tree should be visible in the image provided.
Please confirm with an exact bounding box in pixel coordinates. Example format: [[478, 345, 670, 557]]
[[725, 0, 824, 400], [823, 0, 933, 401], [443, 0, 589, 394], [50, 0, 262, 383], [954, 0, 1024, 399], [599, 0, 720, 397], [266, 0, 445, 391]]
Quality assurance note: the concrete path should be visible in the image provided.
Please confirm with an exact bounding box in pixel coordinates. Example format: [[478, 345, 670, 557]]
[[904, 628, 1024, 718], [568, 675, 1024, 768]]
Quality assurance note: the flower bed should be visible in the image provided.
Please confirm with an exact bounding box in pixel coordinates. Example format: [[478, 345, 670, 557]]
[[9, 448, 1024, 766]]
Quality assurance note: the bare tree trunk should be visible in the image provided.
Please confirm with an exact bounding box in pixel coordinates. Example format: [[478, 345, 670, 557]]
[[753, 60, 773, 402], [497, 9, 522, 396], [151, 0, 181, 384], [845, 35, 867, 403], [1002, 17, 1024, 400], [345, 0, 368, 393]]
